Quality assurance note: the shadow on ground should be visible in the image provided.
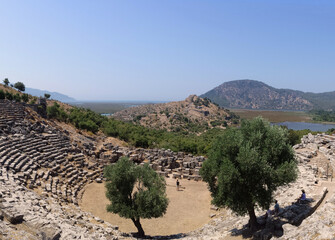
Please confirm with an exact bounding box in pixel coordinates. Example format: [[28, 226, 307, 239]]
[[125, 187, 327, 240], [228, 198, 320, 240]]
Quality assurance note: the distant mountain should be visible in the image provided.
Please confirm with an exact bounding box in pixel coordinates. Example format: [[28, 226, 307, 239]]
[[113, 95, 239, 133], [201, 80, 335, 111], [25, 88, 76, 103]]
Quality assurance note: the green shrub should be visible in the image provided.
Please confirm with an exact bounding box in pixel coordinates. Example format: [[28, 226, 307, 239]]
[[13, 93, 21, 102], [5, 91, 13, 100], [0, 89, 5, 99], [21, 94, 29, 103]]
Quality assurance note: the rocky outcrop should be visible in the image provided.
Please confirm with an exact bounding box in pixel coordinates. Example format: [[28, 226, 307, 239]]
[[113, 95, 238, 132]]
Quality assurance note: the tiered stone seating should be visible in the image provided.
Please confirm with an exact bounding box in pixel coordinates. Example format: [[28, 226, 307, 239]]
[[0, 104, 103, 204], [0, 99, 26, 121]]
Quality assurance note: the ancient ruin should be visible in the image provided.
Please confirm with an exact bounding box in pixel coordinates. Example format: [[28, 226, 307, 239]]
[[1, 99, 335, 239]]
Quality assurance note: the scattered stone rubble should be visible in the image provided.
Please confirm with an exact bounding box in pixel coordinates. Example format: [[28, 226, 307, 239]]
[[97, 144, 205, 180], [295, 133, 335, 179], [0, 167, 122, 240]]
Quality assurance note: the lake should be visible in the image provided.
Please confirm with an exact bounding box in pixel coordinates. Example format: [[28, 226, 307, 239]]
[[273, 122, 335, 132]]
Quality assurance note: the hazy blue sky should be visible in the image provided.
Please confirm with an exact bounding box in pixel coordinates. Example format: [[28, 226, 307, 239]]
[[1, 0, 334, 101]]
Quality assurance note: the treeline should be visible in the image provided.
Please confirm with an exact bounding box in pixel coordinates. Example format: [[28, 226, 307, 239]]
[[310, 109, 335, 123], [0, 89, 30, 103], [47, 103, 225, 155], [286, 129, 318, 146], [47, 103, 318, 155], [1, 79, 39, 104], [47, 102, 106, 133], [103, 119, 225, 154]]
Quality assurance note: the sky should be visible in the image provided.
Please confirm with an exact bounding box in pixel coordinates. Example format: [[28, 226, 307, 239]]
[[0, 0, 334, 101]]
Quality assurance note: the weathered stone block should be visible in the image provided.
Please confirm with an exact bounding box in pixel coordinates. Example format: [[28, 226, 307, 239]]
[[1, 208, 24, 224]]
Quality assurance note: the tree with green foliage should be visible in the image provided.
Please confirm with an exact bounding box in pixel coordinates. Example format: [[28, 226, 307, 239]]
[[0, 89, 5, 99], [3, 78, 9, 86], [310, 109, 335, 123], [200, 117, 297, 230], [47, 102, 68, 121], [44, 93, 51, 99], [21, 93, 29, 103], [29, 98, 37, 104], [5, 91, 13, 101], [327, 128, 335, 134], [13, 93, 21, 102], [104, 157, 168, 237], [68, 107, 105, 133], [14, 82, 25, 92]]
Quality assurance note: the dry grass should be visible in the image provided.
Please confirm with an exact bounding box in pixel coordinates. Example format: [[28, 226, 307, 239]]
[[0, 84, 24, 95], [232, 109, 312, 123]]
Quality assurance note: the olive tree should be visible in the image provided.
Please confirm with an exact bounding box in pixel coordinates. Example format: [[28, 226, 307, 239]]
[[14, 82, 25, 92], [104, 157, 168, 237], [3, 78, 9, 86], [200, 117, 297, 230]]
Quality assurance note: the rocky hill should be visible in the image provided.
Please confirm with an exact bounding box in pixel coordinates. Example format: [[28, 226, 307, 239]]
[[113, 95, 239, 133], [201, 79, 335, 111]]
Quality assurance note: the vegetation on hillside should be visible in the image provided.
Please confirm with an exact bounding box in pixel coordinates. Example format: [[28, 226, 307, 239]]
[[113, 95, 240, 133], [0, 89, 31, 103], [310, 109, 335, 122], [200, 117, 298, 230], [1, 80, 35, 103], [104, 157, 168, 237], [201, 79, 335, 111], [286, 129, 319, 146], [46, 103, 228, 154], [47, 102, 321, 155], [304, 92, 335, 111]]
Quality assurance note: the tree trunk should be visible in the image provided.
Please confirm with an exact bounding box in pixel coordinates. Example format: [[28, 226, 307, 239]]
[[131, 217, 145, 237], [247, 206, 259, 231]]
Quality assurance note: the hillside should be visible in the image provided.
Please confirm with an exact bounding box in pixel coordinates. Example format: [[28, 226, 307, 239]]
[[201, 79, 335, 111], [2, 89, 335, 239], [113, 95, 239, 133]]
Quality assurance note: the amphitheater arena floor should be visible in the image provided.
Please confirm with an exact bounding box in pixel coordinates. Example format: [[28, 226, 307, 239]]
[[79, 177, 214, 236]]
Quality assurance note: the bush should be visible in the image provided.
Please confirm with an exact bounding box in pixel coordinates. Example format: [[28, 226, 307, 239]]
[[5, 91, 13, 100], [0, 89, 5, 99], [13, 93, 21, 102], [78, 120, 99, 133], [21, 94, 29, 103]]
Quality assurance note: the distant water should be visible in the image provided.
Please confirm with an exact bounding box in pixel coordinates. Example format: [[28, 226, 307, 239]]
[[273, 122, 335, 132]]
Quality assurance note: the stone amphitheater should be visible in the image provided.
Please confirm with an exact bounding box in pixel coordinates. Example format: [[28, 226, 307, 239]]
[[1, 99, 335, 240]]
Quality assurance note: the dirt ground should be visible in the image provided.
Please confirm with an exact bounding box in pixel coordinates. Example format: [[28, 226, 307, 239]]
[[79, 177, 216, 236]]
